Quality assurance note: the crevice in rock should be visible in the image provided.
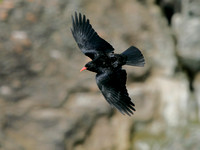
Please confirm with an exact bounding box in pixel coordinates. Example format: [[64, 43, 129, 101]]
[[155, 0, 181, 25], [128, 122, 136, 150], [156, 0, 195, 92], [128, 67, 152, 83], [183, 66, 195, 92], [64, 114, 108, 150], [54, 85, 94, 108], [172, 34, 195, 92], [175, 59, 195, 91], [64, 118, 95, 149]]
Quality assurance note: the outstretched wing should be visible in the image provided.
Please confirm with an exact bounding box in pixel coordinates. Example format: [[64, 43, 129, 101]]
[[71, 12, 114, 59], [96, 69, 135, 116]]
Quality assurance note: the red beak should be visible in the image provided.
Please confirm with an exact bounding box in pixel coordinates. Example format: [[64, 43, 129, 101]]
[[80, 67, 87, 72]]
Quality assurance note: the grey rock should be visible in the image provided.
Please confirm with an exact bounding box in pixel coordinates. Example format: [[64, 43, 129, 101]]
[[194, 73, 200, 121], [172, 0, 200, 72], [149, 74, 189, 127], [131, 74, 189, 127], [128, 82, 158, 122]]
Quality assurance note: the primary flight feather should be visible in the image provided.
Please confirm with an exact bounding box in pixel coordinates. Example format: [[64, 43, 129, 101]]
[[71, 12, 145, 116], [71, 12, 114, 59]]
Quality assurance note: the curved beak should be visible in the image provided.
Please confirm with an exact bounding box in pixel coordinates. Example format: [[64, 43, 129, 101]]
[[80, 66, 87, 72]]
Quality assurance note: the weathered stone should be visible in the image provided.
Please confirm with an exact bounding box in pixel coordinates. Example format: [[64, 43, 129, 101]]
[[128, 82, 158, 122], [129, 74, 189, 127], [194, 73, 200, 121], [147, 74, 189, 127], [74, 114, 133, 150], [172, 0, 200, 72]]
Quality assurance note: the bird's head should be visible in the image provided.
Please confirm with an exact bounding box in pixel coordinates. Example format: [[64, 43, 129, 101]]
[[80, 61, 99, 73]]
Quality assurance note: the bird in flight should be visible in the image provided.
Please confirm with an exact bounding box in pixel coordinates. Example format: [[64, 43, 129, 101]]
[[71, 12, 145, 116]]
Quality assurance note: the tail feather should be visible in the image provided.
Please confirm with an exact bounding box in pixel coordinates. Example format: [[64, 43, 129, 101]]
[[121, 46, 145, 67]]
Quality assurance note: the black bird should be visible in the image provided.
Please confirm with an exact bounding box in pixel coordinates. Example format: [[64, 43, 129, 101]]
[[71, 12, 145, 116]]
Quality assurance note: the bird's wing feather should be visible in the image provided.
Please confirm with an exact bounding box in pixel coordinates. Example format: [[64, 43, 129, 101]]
[[96, 69, 135, 116], [71, 12, 114, 59]]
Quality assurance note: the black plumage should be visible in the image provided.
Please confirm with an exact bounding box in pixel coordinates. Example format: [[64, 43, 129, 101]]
[[71, 12, 114, 59], [71, 12, 145, 116]]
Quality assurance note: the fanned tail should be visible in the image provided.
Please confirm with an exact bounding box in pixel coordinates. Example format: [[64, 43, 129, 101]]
[[121, 46, 145, 67]]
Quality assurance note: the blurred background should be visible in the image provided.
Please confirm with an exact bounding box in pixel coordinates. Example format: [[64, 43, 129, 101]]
[[0, 0, 200, 149]]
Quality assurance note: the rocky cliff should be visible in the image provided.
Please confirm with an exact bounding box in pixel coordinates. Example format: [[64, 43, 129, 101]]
[[0, 0, 200, 150]]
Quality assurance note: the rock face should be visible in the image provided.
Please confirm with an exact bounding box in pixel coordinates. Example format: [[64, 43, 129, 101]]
[[194, 73, 200, 121], [0, 0, 199, 150], [172, 0, 200, 72]]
